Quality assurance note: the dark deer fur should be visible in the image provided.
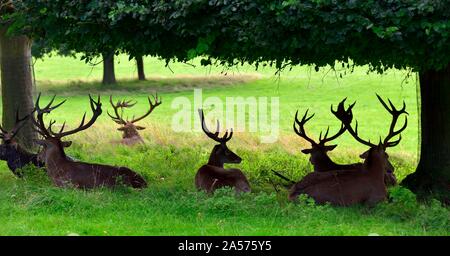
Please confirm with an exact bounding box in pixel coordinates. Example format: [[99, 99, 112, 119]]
[[289, 145, 389, 206], [0, 111, 44, 177], [33, 94, 147, 189], [108, 94, 161, 145], [289, 95, 407, 205], [195, 109, 250, 194]]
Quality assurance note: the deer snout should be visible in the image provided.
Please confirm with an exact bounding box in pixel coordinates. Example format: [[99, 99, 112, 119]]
[[231, 155, 242, 164]]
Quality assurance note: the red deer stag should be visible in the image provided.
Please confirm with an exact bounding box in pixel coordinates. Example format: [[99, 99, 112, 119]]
[[33, 94, 147, 189], [288, 96, 407, 206], [195, 109, 251, 194], [332, 95, 402, 187], [108, 94, 161, 145], [0, 110, 44, 177], [293, 98, 363, 172]]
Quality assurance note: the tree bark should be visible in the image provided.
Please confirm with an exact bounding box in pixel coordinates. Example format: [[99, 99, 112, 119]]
[[136, 55, 146, 81], [401, 64, 450, 203], [102, 53, 116, 85], [0, 26, 37, 150]]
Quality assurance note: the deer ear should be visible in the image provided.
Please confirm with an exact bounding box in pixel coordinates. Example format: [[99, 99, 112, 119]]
[[301, 149, 312, 154], [360, 150, 369, 159], [117, 127, 125, 131], [324, 144, 337, 151], [62, 141, 72, 147], [136, 126, 146, 130]]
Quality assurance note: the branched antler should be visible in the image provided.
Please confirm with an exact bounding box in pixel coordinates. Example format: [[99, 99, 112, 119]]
[[294, 101, 347, 146], [107, 94, 161, 124], [376, 94, 408, 148], [332, 95, 408, 149], [198, 109, 233, 144], [293, 109, 316, 145], [107, 96, 136, 125], [33, 93, 102, 139], [0, 108, 33, 140]]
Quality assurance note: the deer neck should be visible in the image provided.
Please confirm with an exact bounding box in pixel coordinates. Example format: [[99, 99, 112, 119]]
[[364, 155, 385, 179], [44, 145, 68, 171], [207, 152, 224, 168], [312, 153, 339, 171]]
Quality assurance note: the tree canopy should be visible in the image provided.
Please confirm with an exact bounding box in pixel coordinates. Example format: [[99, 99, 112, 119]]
[[11, 0, 450, 72]]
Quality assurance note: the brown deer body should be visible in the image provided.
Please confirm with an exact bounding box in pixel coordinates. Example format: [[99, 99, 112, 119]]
[[108, 95, 161, 145], [33, 94, 147, 189], [0, 111, 44, 177], [195, 109, 251, 194], [289, 95, 407, 205], [289, 145, 388, 206], [38, 137, 146, 188]]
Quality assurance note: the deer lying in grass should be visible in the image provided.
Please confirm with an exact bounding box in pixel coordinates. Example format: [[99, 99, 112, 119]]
[[108, 94, 161, 145], [294, 99, 397, 187], [289, 95, 407, 205], [331, 95, 399, 187], [33, 94, 147, 189], [195, 109, 250, 194], [0, 111, 44, 177]]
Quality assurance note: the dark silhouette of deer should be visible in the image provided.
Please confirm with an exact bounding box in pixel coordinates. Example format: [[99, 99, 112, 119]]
[[108, 94, 161, 145], [289, 95, 407, 206], [332, 95, 402, 187], [195, 109, 250, 194], [294, 99, 363, 172], [0, 111, 44, 177], [33, 94, 147, 189]]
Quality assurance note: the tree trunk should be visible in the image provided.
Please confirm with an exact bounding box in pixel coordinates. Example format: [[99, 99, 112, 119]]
[[102, 53, 116, 85], [0, 26, 37, 150], [136, 55, 146, 81], [401, 64, 450, 203]]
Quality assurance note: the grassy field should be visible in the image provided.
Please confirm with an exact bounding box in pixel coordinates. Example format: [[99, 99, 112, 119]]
[[0, 55, 448, 236]]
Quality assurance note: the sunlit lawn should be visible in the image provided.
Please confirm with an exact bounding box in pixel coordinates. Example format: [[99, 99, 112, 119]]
[[1, 55, 447, 236]]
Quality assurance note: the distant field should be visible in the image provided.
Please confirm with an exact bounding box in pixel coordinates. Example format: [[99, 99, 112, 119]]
[[1, 55, 447, 236]]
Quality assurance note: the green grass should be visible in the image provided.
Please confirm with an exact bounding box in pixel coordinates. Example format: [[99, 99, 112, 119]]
[[0, 55, 448, 236]]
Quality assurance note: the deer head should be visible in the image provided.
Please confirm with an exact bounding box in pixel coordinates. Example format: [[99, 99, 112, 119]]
[[293, 99, 349, 167], [198, 109, 241, 167], [0, 110, 32, 160], [332, 94, 408, 176], [33, 94, 102, 162], [107, 94, 161, 142]]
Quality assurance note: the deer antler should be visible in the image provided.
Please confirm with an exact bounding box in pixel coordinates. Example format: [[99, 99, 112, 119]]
[[331, 98, 376, 147], [33, 93, 67, 138], [48, 95, 102, 138], [198, 109, 233, 144], [107, 95, 136, 125], [332, 96, 408, 149], [107, 94, 161, 124], [5, 109, 34, 140], [294, 104, 348, 147], [293, 110, 317, 145], [130, 94, 161, 123], [376, 94, 408, 148]]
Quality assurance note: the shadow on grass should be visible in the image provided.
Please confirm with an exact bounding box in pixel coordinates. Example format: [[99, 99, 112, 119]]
[[36, 74, 260, 96]]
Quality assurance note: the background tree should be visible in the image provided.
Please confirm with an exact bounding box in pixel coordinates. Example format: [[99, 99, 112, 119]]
[[102, 52, 116, 85], [136, 55, 145, 81], [14, 0, 450, 201], [0, 1, 36, 149]]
